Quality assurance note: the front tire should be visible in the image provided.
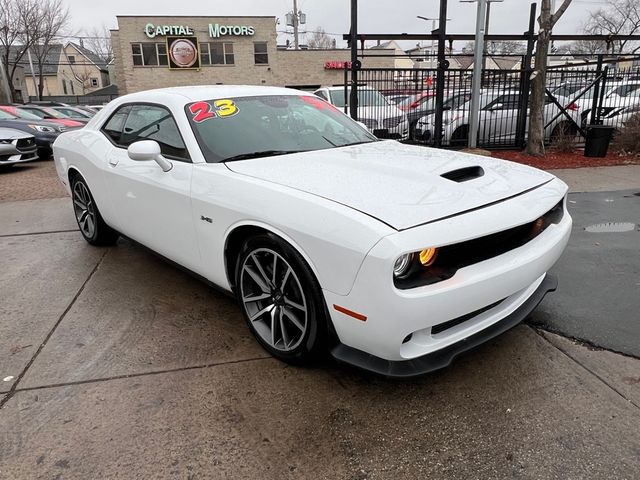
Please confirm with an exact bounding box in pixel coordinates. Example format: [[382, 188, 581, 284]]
[[235, 233, 327, 364], [71, 175, 119, 246]]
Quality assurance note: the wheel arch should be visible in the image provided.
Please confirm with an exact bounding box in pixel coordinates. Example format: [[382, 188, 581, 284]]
[[223, 221, 323, 293]]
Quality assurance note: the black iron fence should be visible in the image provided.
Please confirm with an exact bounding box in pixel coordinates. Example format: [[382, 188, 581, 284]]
[[342, 55, 640, 150]]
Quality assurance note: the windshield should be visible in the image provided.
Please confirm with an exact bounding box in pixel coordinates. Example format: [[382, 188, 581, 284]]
[[186, 95, 377, 163], [8, 108, 41, 120], [0, 109, 17, 119], [328, 89, 389, 108]]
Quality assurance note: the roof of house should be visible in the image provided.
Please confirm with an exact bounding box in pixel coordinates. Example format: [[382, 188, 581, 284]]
[[492, 57, 520, 70], [455, 55, 475, 70], [67, 42, 108, 71], [88, 83, 118, 96], [1, 44, 63, 76]]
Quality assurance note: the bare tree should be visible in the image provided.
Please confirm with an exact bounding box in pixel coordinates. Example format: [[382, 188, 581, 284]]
[[527, 0, 573, 157], [585, 0, 640, 54], [307, 28, 335, 49], [29, 0, 70, 100], [82, 25, 113, 64], [0, 0, 43, 101], [487, 41, 526, 55], [567, 39, 606, 58]]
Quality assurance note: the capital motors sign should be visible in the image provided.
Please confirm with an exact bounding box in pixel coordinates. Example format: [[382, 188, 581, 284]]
[[208, 24, 255, 38], [144, 22, 255, 39]]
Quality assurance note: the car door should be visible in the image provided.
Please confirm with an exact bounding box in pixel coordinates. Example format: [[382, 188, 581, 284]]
[[480, 94, 521, 144], [100, 103, 201, 272]]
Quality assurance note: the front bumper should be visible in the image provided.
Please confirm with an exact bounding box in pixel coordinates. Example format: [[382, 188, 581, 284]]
[[331, 273, 557, 377], [0, 141, 39, 165], [322, 178, 571, 374]]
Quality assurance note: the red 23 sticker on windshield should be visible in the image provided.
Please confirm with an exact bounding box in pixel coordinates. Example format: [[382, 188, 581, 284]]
[[189, 100, 238, 123]]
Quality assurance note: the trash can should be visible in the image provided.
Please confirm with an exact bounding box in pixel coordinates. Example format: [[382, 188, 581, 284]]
[[584, 125, 615, 158]]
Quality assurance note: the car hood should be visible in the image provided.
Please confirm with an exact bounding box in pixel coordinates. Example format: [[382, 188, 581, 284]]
[[0, 118, 62, 130], [225, 141, 554, 230], [0, 127, 31, 139]]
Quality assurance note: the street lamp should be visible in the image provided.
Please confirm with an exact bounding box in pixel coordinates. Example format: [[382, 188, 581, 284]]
[[416, 15, 451, 68], [460, 0, 503, 70]]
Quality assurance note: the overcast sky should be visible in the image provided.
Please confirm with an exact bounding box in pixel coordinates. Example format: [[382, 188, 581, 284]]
[[61, 0, 606, 48]]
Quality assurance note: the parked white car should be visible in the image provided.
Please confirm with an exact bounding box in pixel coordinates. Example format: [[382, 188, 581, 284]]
[[416, 90, 581, 146], [53, 86, 571, 377], [0, 127, 38, 167], [314, 86, 409, 140]]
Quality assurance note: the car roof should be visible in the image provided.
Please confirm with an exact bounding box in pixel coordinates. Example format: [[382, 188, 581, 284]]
[[117, 85, 309, 104]]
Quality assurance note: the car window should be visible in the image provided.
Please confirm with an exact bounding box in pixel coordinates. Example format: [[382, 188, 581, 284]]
[[101, 105, 132, 145], [485, 94, 520, 110], [22, 108, 46, 119], [119, 105, 190, 161], [315, 90, 328, 101]]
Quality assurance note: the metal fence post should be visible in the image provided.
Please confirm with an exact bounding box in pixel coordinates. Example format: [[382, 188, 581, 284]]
[[433, 0, 450, 148], [589, 55, 604, 125], [349, 0, 359, 121], [515, 3, 537, 149]]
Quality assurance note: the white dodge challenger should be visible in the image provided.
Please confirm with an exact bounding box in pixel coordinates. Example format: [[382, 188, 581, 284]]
[[53, 86, 571, 377]]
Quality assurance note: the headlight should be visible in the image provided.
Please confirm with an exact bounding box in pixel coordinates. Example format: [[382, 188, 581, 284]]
[[393, 248, 439, 280], [28, 124, 56, 133], [393, 253, 415, 279]]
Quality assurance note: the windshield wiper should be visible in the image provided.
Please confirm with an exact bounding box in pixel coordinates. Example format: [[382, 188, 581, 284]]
[[222, 150, 305, 162]]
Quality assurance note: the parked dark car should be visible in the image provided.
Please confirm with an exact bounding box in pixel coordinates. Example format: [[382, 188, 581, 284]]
[[51, 106, 95, 119], [0, 107, 68, 159], [20, 105, 89, 126], [400, 92, 471, 140]]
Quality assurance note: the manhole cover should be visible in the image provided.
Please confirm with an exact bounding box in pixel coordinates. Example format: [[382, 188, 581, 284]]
[[585, 222, 637, 233]]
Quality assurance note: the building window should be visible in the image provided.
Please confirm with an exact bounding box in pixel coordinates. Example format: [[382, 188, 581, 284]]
[[68, 55, 75, 64], [90, 78, 98, 87], [131, 43, 168, 66], [254, 42, 268, 65], [200, 42, 234, 65], [70, 81, 74, 94], [62, 79, 67, 95]]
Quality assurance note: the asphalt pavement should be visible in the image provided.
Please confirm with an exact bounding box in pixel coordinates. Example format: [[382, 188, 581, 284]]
[[532, 189, 640, 357]]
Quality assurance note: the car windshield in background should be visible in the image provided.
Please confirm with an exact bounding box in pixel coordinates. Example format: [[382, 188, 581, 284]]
[[186, 95, 377, 163], [329, 89, 389, 108], [0, 109, 17, 120], [7, 108, 41, 120]]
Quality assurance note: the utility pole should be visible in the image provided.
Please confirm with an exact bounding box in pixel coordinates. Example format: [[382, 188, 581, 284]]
[[26, 47, 38, 100], [468, 0, 488, 149], [293, 0, 299, 50]]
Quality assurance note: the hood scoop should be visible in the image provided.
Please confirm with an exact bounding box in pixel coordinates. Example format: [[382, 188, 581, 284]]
[[441, 166, 485, 183]]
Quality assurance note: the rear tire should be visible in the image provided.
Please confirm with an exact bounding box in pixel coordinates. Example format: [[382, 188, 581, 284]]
[[235, 233, 327, 364], [71, 175, 119, 246]]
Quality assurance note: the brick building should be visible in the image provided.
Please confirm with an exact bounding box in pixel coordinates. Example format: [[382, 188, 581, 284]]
[[111, 15, 400, 94]]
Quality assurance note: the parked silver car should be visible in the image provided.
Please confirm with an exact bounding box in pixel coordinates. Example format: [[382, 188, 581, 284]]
[[0, 127, 38, 167], [314, 86, 409, 140], [415, 90, 581, 146]]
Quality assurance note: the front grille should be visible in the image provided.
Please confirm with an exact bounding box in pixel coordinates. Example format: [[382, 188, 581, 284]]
[[395, 199, 565, 289], [431, 299, 505, 335], [16, 138, 36, 150], [383, 115, 404, 128], [361, 118, 378, 129]]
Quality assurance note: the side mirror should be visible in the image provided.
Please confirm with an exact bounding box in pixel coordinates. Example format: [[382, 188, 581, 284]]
[[127, 140, 172, 172]]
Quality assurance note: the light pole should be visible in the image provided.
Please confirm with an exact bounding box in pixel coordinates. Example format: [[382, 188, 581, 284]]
[[461, 0, 487, 149], [416, 15, 450, 68], [461, 0, 503, 70]]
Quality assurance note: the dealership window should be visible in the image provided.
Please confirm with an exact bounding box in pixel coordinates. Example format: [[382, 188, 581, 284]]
[[131, 43, 168, 66], [200, 42, 234, 65], [254, 42, 268, 65]]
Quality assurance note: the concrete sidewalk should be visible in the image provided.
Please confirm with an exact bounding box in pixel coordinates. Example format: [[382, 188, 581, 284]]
[[550, 164, 640, 193], [1, 162, 639, 479]]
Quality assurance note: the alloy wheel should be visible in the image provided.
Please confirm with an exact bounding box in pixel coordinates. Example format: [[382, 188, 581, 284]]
[[240, 248, 308, 352], [72, 181, 96, 238]]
